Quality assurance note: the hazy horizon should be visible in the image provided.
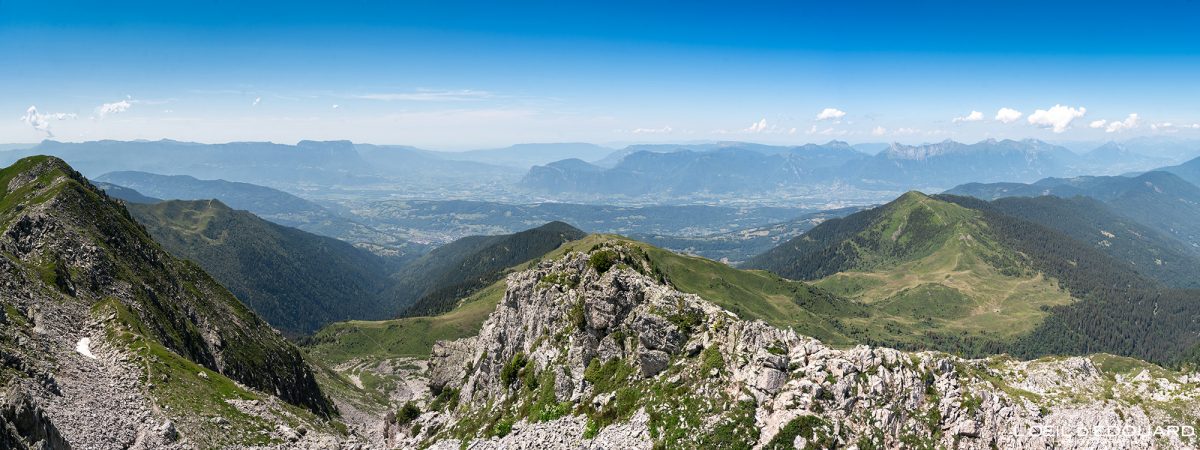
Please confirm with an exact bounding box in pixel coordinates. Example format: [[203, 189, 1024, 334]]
[[3, 135, 1195, 155]]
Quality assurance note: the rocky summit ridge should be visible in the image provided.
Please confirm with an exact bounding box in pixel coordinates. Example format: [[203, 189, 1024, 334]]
[[0, 156, 354, 448], [392, 242, 1199, 449]]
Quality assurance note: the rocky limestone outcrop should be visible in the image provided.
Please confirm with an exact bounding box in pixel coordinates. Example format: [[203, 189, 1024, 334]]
[[1, 385, 71, 450], [401, 242, 1200, 449]]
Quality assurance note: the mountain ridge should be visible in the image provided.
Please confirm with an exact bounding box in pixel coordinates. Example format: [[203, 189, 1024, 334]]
[[376, 241, 1200, 449], [522, 138, 1101, 197], [389, 221, 588, 317], [747, 191, 1200, 366], [945, 170, 1200, 250], [95, 170, 418, 255], [126, 199, 397, 335], [0, 156, 352, 447]]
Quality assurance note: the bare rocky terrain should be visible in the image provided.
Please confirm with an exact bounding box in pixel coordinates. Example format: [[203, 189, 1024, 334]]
[[379, 243, 1200, 449]]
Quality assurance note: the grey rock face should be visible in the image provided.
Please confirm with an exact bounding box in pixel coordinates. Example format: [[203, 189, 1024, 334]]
[[409, 242, 1200, 449], [1, 385, 71, 450], [635, 349, 669, 377]]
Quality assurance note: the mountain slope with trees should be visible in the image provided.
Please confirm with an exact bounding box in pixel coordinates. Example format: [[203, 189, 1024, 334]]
[[0, 156, 344, 447], [946, 171, 1200, 250], [747, 191, 1200, 366], [127, 199, 397, 335], [959, 195, 1200, 288], [388, 222, 588, 317]]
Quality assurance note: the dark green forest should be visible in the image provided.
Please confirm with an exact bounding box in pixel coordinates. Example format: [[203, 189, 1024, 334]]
[[395, 221, 586, 317], [129, 199, 395, 335]]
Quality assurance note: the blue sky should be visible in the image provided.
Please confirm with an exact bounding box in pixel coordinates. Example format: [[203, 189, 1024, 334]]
[[3, 0, 1200, 149]]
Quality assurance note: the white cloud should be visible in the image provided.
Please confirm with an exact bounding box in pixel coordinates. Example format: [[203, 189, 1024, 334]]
[[871, 126, 887, 136], [20, 105, 76, 136], [1151, 122, 1200, 131], [994, 108, 1023, 124], [815, 108, 846, 121], [952, 111, 984, 123], [1089, 119, 1107, 129], [1103, 113, 1140, 133], [332, 104, 340, 109], [252, 97, 261, 106], [803, 125, 843, 136], [97, 99, 132, 118], [632, 125, 673, 134], [355, 89, 493, 102], [745, 118, 769, 133], [1027, 104, 1086, 133]]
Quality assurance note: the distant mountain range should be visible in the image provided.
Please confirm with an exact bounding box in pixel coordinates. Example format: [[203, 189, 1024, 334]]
[[98, 170, 339, 218], [1152, 151, 1200, 186], [945, 169, 1200, 250], [92, 181, 162, 203], [0, 139, 522, 194], [857, 139, 1078, 188], [439, 142, 615, 168], [521, 138, 1200, 198], [5, 137, 1199, 206], [94, 170, 417, 254], [521, 141, 867, 196]]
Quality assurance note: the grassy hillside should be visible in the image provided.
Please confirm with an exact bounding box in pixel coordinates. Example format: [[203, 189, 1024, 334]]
[[305, 281, 505, 365], [744, 192, 1076, 348], [0, 156, 337, 437], [745, 192, 996, 279], [815, 234, 1074, 343], [391, 221, 587, 316], [749, 190, 1200, 366], [127, 199, 395, 335]]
